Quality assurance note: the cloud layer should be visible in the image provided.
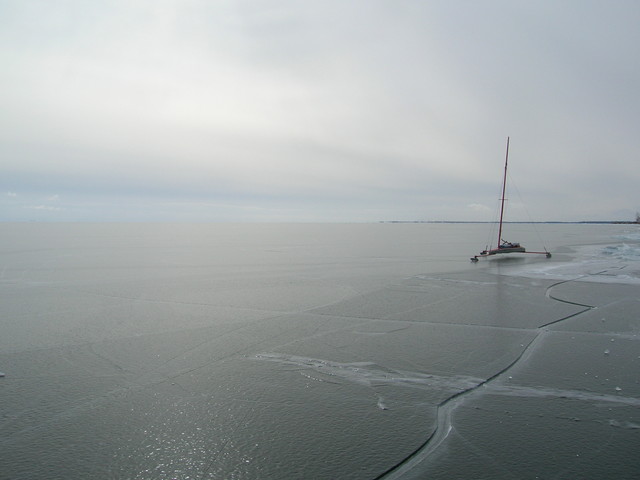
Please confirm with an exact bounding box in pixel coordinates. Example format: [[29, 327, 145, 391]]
[[2, 1, 639, 222]]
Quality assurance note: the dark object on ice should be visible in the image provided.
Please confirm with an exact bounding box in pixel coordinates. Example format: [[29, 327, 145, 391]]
[[471, 137, 551, 262]]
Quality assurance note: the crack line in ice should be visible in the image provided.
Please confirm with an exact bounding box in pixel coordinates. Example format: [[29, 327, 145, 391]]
[[376, 271, 611, 479], [373, 332, 545, 480]]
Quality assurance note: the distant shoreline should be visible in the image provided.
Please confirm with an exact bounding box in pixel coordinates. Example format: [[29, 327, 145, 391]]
[[380, 220, 640, 225]]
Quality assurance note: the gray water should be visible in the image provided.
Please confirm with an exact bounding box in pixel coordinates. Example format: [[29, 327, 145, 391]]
[[1, 223, 639, 479]]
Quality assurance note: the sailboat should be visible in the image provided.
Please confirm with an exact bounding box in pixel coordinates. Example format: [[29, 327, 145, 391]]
[[471, 137, 551, 262]]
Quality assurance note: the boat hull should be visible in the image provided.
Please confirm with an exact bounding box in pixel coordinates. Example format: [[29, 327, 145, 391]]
[[471, 247, 551, 261], [471, 246, 526, 261], [487, 246, 526, 255]]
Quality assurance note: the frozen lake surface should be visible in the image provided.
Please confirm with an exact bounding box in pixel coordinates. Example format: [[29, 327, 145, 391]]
[[1, 223, 639, 479]]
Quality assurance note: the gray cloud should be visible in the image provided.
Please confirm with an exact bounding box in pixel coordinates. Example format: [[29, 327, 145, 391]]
[[1, 0, 639, 222]]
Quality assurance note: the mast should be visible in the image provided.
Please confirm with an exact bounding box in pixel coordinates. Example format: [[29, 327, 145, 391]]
[[497, 137, 509, 247]]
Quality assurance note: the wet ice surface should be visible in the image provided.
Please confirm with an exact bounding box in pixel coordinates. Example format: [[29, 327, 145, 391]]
[[1, 223, 639, 479], [394, 227, 640, 480]]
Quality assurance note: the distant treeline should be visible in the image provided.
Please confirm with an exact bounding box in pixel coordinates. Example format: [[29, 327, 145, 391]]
[[381, 220, 640, 224]]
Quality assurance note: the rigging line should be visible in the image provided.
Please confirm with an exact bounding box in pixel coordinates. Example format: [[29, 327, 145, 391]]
[[487, 196, 501, 249], [484, 176, 506, 250], [506, 171, 549, 251]]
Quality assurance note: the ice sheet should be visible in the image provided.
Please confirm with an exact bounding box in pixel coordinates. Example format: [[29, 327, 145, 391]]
[[1, 223, 639, 479]]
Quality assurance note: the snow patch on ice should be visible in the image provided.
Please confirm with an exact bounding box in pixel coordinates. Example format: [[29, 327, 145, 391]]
[[254, 353, 483, 391], [503, 237, 640, 285], [485, 384, 640, 407], [609, 419, 640, 429]]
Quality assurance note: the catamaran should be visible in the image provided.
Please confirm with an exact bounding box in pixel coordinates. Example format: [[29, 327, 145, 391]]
[[471, 138, 551, 262]]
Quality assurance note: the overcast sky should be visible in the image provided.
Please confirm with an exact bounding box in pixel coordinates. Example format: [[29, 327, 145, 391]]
[[2, 0, 639, 222]]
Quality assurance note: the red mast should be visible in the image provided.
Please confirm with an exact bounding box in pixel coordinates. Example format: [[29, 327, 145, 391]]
[[497, 137, 509, 248]]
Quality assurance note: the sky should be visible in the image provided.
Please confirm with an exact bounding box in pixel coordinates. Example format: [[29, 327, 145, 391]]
[[2, 0, 639, 222]]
